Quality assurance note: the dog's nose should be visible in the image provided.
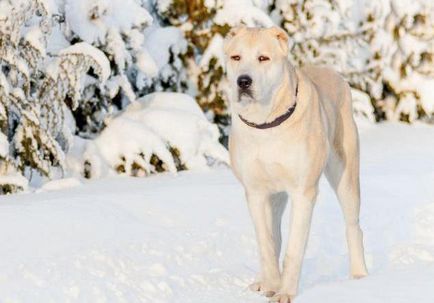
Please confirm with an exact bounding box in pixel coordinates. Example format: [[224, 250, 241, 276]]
[[237, 75, 252, 89]]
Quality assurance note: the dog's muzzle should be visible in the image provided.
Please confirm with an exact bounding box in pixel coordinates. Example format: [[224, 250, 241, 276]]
[[237, 75, 252, 90], [237, 75, 253, 100]]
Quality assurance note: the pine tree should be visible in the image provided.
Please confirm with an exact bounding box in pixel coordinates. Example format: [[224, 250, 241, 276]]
[[272, 0, 383, 120], [375, 0, 434, 122], [59, 0, 189, 136], [0, 0, 110, 188], [154, 0, 273, 142]]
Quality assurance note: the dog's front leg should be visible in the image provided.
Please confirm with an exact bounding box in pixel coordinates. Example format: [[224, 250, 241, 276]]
[[271, 188, 317, 303], [246, 189, 281, 297]]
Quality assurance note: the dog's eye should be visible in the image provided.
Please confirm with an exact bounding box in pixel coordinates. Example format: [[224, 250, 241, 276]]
[[258, 55, 270, 62], [231, 55, 241, 61]]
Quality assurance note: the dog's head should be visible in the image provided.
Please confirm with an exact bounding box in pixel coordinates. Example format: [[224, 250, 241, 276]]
[[224, 26, 290, 109]]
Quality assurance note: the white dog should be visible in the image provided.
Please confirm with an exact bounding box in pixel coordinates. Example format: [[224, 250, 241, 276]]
[[224, 26, 368, 302]]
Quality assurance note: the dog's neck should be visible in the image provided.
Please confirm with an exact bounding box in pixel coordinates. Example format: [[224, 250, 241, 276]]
[[268, 64, 298, 121], [233, 64, 298, 126]]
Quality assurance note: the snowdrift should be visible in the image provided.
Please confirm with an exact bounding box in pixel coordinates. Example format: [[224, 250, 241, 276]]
[[67, 92, 229, 179]]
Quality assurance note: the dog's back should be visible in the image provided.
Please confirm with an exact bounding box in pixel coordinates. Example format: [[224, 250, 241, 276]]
[[301, 65, 350, 108], [300, 65, 358, 155]]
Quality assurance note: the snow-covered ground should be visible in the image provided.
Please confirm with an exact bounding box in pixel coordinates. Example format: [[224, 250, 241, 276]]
[[1, 123, 434, 303]]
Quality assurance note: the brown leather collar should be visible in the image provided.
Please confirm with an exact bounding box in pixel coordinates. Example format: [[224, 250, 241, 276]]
[[238, 81, 298, 130]]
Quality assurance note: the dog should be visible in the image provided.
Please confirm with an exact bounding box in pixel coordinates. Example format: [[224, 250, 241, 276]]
[[224, 26, 368, 302]]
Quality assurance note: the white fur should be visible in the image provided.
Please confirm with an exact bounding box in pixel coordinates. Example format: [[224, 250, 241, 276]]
[[224, 27, 368, 302]]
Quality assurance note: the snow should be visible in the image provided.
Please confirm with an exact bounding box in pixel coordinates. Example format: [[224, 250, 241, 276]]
[[58, 42, 111, 83], [387, 72, 434, 119], [67, 92, 229, 178], [199, 34, 225, 69], [135, 49, 159, 78], [2, 0, 432, 190], [23, 26, 46, 56], [0, 132, 8, 158], [36, 177, 82, 193], [143, 26, 187, 71], [155, 0, 173, 13], [124, 93, 229, 169], [45, 25, 71, 54], [1, 123, 434, 302], [0, 172, 28, 190], [64, 0, 152, 44], [351, 88, 375, 122], [214, 0, 274, 27]]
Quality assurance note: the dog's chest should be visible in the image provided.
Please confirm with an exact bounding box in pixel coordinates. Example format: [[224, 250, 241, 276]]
[[230, 131, 306, 190]]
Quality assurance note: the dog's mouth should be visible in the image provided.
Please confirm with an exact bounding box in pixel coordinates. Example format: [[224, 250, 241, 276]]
[[238, 89, 254, 102]]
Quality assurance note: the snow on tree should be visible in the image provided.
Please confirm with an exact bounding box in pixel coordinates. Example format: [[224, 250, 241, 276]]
[[374, 0, 434, 122], [66, 92, 229, 179], [271, 0, 383, 121], [63, 0, 188, 136], [273, 0, 434, 122], [0, 0, 110, 191], [1, 0, 433, 193], [157, 0, 433, 127], [62, 0, 152, 135], [0, 129, 28, 194], [0, 0, 227, 192], [154, 0, 274, 141]]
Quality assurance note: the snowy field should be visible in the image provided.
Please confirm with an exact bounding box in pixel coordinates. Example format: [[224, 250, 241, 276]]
[[1, 122, 434, 303]]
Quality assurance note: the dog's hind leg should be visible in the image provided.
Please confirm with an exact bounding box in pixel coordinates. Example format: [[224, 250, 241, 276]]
[[246, 189, 281, 297], [325, 112, 368, 279]]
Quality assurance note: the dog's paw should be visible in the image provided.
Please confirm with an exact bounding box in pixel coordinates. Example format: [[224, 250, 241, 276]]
[[249, 282, 277, 298], [352, 273, 368, 279], [269, 293, 293, 303], [351, 268, 368, 279]]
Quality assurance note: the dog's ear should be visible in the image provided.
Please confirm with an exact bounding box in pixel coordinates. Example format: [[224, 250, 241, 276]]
[[223, 26, 247, 54], [269, 26, 289, 55]]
